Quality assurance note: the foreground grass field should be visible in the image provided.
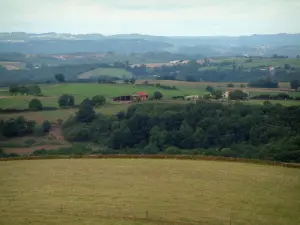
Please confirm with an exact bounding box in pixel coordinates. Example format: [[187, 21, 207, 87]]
[[0, 159, 299, 225]]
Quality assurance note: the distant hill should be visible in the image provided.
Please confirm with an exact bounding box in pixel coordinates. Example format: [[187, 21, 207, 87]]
[[0, 32, 300, 56]]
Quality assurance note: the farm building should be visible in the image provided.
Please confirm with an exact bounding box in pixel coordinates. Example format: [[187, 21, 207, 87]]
[[112, 92, 148, 102]]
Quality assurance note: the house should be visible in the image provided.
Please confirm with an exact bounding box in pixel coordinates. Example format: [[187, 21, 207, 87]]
[[112, 92, 148, 103], [185, 95, 199, 100]]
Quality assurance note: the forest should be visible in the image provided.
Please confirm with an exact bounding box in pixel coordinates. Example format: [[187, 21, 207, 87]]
[[56, 100, 300, 162]]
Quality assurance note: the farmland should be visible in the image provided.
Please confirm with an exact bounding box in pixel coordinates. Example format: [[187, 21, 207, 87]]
[[0, 158, 299, 225]]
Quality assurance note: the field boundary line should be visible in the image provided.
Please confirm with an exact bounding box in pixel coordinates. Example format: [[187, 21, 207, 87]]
[[1, 154, 300, 168]]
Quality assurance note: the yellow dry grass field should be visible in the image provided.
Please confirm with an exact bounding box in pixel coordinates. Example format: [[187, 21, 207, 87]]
[[0, 159, 300, 225]]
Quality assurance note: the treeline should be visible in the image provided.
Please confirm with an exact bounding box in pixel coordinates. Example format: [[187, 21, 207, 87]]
[[62, 101, 300, 162], [9, 84, 41, 95], [153, 60, 300, 82], [0, 116, 51, 138], [251, 93, 300, 100]]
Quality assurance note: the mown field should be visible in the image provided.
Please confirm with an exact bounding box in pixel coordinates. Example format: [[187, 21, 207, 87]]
[[78, 68, 133, 79], [0, 159, 299, 225]]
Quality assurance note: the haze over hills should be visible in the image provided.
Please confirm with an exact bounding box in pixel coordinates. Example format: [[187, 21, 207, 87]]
[[0, 32, 300, 56]]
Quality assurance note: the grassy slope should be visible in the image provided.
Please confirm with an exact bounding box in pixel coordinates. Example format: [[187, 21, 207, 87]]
[[78, 68, 133, 79], [0, 159, 299, 225]]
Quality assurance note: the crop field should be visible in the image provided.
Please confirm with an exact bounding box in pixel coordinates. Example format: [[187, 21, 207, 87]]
[[78, 68, 133, 79], [0, 159, 299, 225]]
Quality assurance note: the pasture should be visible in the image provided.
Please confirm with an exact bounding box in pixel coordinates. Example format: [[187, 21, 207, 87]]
[[78, 68, 133, 79], [0, 159, 299, 225]]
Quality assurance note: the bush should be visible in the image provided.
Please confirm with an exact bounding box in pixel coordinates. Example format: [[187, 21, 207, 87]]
[[33, 125, 45, 136], [42, 120, 52, 133], [228, 83, 235, 88], [165, 146, 181, 155], [28, 98, 43, 110]]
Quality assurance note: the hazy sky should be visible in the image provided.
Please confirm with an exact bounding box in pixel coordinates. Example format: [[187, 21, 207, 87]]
[[1, 0, 299, 36]]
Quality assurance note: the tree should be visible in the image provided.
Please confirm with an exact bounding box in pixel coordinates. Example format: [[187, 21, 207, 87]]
[[76, 98, 96, 123], [229, 90, 248, 100], [91, 95, 106, 106], [290, 80, 300, 91], [212, 90, 223, 100], [58, 94, 74, 107], [28, 99, 43, 110], [153, 91, 163, 100], [25, 62, 34, 69], [206, 85, 214, 93], [42, 120, 52, 133], [297, 55, 300, 60], [228, 83, 235, 88], [28, 84, 41, 96], [8, 85, 19, 95], [54, 74, 65, 82], [130, 77, 136, 84], [284, 64, 291, 70]]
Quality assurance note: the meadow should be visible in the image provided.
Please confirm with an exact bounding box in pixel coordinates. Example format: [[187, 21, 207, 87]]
[[0, 158, 299, 225]]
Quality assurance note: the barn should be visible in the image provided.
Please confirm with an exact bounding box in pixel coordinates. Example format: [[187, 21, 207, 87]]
[[112, 92, 148, 103]]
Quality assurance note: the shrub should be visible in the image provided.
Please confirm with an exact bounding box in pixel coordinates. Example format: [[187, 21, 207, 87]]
[[28, 98, 43, 110], [228, 83, 235, 88]]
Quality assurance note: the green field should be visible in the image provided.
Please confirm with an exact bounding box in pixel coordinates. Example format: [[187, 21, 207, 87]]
[[0, 159, 299, 225], [78, 68, 133, 79]]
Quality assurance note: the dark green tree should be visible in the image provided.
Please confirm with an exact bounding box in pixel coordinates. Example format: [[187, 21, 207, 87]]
[[58, 94, 74, 107], [42, 120, 52, 133], [212, 90, 223, 100], [76, 98, 96, 123], [28, 98, 43, 110], [153, 91, 163, 100], [228, 83, 235, 88], [205, 85, 214, 93], [290, 80, 300, 91], [229, 90, 248, 100], [91, 95, 106, 106], [54, 74, 65, 82]]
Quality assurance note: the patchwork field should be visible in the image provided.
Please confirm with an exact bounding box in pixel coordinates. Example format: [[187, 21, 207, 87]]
[[0, 159, 299, 225]]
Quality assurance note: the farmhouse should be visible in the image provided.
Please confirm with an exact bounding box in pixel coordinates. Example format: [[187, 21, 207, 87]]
[[112, 92, 148, 102]]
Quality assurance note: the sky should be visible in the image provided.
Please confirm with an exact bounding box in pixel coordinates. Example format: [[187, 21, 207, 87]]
[[1, 0, 300, 36]]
